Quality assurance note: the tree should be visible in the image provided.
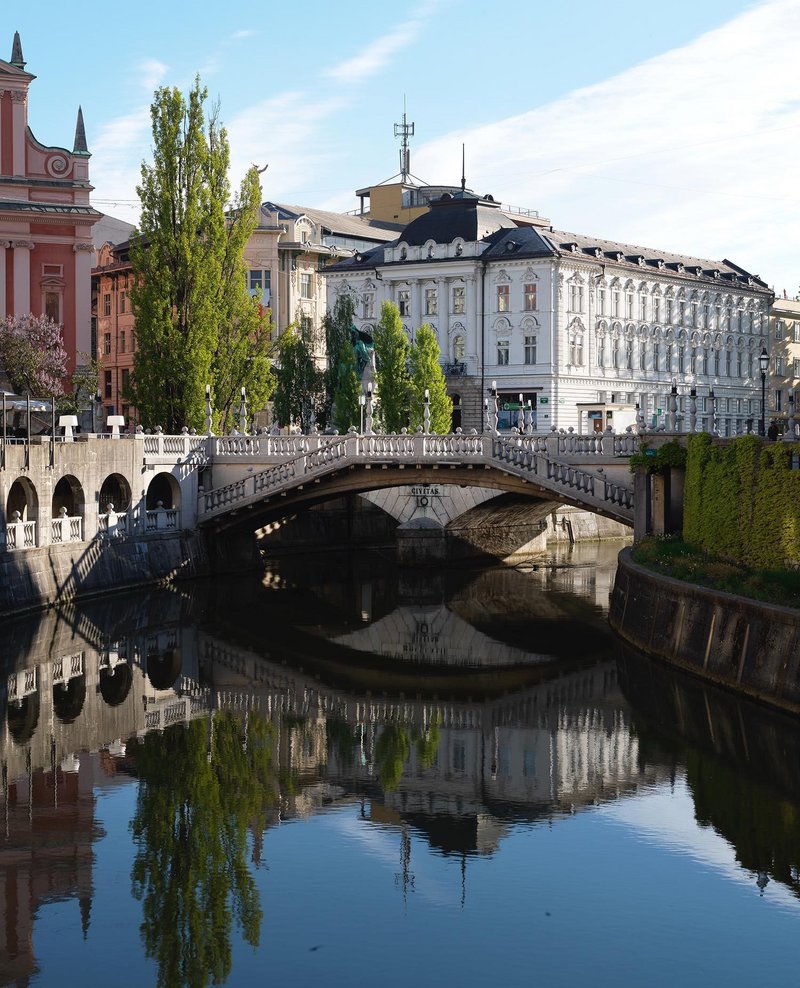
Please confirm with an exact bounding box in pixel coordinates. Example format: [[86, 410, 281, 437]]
[[272, 323, 324, 430], [129, 78, 273, 432], [0, 314, 67, 397], [333, 342, 360, 433], [373, 301, 411, 432], [322, 293, 355, 428], [58, 350, 100, 414], [408, 323, 452, 433]]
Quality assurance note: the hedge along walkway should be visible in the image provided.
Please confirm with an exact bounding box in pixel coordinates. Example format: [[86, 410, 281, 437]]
[[683, 433, 800, 569]]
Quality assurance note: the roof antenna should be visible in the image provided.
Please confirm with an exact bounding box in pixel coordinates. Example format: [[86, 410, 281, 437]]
[[394, 97, 414, 183], [461, 143, 466, 193]]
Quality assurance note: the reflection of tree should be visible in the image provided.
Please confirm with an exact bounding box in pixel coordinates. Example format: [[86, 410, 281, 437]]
[[687, 749, 800, 898], [375, 725, 410, 793], [326, 718, 356, 767], [129, 711, 277, 988], [414, 715, 442, 770]]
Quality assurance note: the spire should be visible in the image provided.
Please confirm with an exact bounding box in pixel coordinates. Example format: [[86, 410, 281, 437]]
[[73, 106, 89, 156], [10, 31, 25, 70]]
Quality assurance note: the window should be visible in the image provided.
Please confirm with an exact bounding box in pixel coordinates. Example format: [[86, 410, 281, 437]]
[[300, 315, 313, 336], [653, 341, 660, 372], [597, 287, 606, 315], [361, 294, 374, 319], [524, 334, 537, 364], [725, 349, 732, 377], [775, 356, 786, 375], [300, 272, 314, 299], [570, 284, 584, 313], [119, 290, 126, 314], [103, 293, 111, 316], [497, 339, 509, 365], [640, 340, 647, 370], [524, 283, 538, 311], [104, 370, 112, 399], [640, 296, 647, 321], [453, 335, 465, 360], [775, 389, 783, 411], [775, 320, 784, 340], [398, 289, 410, 316], [665, 298, 673, 324], [452, 286, 465, 314], [249, 269, 271, 302], [43, 291, 60, 324], [103, 333, 112, 356], [121, 368, 130, 396], [625, 292, 633, 319], [793, 323, 800, 344], [625, 339, 633, 369], [612, 291, 620, 317], [497, 284, 510, 312], [120, 331, 126, 354], [794, 358, 800, 377], [612, 337, 620, 369], [572, 334, 584, 367], [452, 740, 466, 773], [425, 288, 437, 316]]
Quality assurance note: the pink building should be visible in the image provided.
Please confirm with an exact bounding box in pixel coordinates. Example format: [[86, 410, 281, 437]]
[[0, 32, 100, 376]]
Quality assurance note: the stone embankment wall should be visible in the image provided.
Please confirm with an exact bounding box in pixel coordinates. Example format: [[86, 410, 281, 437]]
[[0, 532, 210, 619], [610, 548, 800, 715]]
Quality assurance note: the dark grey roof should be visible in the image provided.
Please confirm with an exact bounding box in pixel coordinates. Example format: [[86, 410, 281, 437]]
[[262, 201, 401, 242], [73, 107, 89, 156], [398, 192, 516, 246], [0, 199, 100, 217]]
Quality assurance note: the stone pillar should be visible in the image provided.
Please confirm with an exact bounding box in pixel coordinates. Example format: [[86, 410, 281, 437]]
[[0, 240, 8, 317], [11, 90, 26, 176], [73, 242, 94, 355], [633, 468, 652, 542], [411, 281, 422, 338], [12, 240, 33, 315], [437, 277, 448, 344], [466, 273, 478, 370], [651, 470, 670, 537]]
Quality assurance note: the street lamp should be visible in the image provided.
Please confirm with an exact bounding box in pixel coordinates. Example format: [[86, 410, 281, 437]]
[[359, 392, 366, 434], [759, 346, 769, 437]]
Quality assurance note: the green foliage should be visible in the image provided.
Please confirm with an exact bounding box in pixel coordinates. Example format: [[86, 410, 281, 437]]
[[129, 710, 277, 988], [272, 323, 324, 430], [408, 323, 452, 433], [57, 351, 99, 415], [129, 78, 273, 432], [374, 724, 410, 792], [373, 301, 411, 432], [333, 342, 360, 433], [682, 434, 800, 569], [414, 714, 442, 769], [629, 440, 687, 473], [323, 294, 356, 428]]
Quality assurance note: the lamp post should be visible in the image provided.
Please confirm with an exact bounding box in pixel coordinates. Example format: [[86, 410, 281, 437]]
[[689, 387, 697, 433], [423, 388, 431, 434], [759, 346, 769, 437], [709, 387, 717, 436], [490, 380, 498, 435], [238, 386, 248, 435], [359, 392, 366, 434], [786, 393, 796, 442], [365, 384, 374, 435]]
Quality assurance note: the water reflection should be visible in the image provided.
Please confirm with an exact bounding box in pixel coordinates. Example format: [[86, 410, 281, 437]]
[[1, 544, 800, 986]]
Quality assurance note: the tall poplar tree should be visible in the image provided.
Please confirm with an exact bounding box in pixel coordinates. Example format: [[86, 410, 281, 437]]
[[323, 293, 355, 428], [408, 323, 452, 433], [129, 79, 273, 432], [373, 301, 411, 433]]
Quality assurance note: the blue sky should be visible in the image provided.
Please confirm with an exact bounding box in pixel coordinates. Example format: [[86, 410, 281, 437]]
[[6, 0, 799, 294]]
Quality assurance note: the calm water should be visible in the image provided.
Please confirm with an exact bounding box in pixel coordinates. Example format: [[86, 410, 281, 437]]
[[2, 543, 800, 988]]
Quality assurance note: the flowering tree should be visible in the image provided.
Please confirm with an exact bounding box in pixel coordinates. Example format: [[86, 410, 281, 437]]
[[0, 313, 67, 397]]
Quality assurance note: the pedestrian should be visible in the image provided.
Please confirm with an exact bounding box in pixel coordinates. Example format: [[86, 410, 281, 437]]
[[767, 420, 779, 441]]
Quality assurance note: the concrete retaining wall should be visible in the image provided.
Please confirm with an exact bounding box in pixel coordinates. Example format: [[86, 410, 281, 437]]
[[610, 548, 800, 715], [0, 532, 211, 619]]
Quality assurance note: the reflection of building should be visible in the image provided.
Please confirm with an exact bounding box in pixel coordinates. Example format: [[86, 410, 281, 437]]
[[0, 33, 101, 376]]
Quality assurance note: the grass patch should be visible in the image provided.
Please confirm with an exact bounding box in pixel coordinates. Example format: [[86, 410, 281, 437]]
[[631, 537, 800, 608]]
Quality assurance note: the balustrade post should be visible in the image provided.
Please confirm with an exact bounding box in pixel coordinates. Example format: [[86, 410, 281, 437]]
[[668, 385, 678, 432], [689, 388, 697, 433], [784, 394, 796, 442]]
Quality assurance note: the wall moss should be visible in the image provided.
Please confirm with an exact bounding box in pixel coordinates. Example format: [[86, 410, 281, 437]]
[[684, 435, 800, 568]]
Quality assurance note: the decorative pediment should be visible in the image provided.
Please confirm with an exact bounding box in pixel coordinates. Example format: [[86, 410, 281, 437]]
[[522, 267, 540, 282], [493, 268, 512, 284]]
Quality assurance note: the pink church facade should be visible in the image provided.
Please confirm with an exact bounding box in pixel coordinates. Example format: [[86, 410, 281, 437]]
[[0, 32, 100, 377]]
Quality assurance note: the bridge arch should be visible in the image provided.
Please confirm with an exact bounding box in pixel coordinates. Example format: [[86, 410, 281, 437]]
[[52, 474, 85, 519], [146, 471, 180, 510], [99, 663, 133, 707], [6, 476, 38, 524], [99, 473, 132, 513], [53, 674, 86, 724], [147, 645, 182, 690]]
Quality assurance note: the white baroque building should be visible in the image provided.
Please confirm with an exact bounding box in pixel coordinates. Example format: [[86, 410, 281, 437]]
[[325, 190, 773, 435]]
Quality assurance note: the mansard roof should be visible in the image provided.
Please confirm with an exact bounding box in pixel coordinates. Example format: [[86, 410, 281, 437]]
[[262, 201, 401, 242], [398, 191, 516, 246], [545, 228, 770, 291]]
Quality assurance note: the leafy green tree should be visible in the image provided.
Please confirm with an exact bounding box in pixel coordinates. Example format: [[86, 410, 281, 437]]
[[129, 78, 273, 432], [408, 323, 452, 433], [58, 350, 100, 415], [373, 301, 411, 432], [375, 724, 410, 793], [272, 323, 324, 431], [333, 342, 360, 433], [323, 293, 355, 428], [129, 710, 277, 988], [0, 314, 66, 397]]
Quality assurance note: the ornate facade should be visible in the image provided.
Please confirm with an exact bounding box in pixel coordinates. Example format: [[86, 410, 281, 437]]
[[325, 191, 773, 435], [0, 33, 100, 376]]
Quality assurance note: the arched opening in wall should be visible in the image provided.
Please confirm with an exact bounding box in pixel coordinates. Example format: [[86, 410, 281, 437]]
[[8, 691, 40, 745], [99, 663, 133, 707], [450, 393, 462, 431], [146, 647, 182, 691], [53, 675, 86, 724], [99, 473, 132, 513], [146, 472, 180, 510], [6, 477, 39, 523], [52, 475, 85, 519]]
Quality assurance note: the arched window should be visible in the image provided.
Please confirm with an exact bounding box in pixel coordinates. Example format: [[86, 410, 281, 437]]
[[453, 334, 465, 361]]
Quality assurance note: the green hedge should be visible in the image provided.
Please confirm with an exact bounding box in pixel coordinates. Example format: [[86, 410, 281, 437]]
[[683, 434, 800, 568]]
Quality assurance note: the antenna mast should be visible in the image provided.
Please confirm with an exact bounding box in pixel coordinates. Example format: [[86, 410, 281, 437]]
[[393, 100, 415, 183]]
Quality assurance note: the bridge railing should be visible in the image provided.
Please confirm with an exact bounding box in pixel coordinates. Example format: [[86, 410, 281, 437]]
[[50, 514, 83, 545], [6, 519, 37, 550]]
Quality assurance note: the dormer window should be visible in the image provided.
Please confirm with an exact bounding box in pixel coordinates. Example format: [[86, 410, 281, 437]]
[[400, 246, 407, 261]]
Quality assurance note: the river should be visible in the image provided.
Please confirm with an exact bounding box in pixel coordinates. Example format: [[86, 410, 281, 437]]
[[1, 541, 799, 987]]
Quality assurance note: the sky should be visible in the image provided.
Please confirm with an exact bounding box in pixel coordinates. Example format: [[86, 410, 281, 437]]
[[5, 0, 799, 295]]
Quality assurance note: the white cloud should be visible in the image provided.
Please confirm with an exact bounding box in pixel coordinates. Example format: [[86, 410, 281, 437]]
[[138, 58, 168, 92], [414, 0, 800, 293]]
